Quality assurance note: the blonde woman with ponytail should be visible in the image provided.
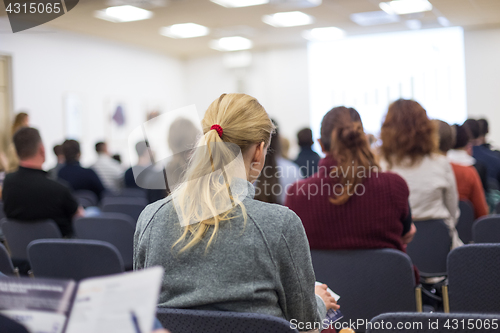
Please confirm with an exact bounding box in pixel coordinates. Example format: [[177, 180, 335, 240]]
[[134, 93, 337, 327]]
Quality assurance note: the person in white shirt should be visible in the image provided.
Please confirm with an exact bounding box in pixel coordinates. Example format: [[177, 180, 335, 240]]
[[379, 99, 463, 249], [91, 141, 123, 192]]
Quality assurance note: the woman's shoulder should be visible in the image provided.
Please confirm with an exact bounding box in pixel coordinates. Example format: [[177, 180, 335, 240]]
[[245, 199, 301, 230], [136, 196, 174, 231]]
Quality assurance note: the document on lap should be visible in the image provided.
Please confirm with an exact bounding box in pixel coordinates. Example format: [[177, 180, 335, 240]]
[[0, 267, 164, 333]]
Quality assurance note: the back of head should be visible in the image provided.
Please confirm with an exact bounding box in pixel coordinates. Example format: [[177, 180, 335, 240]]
[[173, 93, 275, 252], [95, 142, 106, 154], [297, 128, 314, 147], [435, 120, 454, 153], [321, 107, 360, 152], [13, 127, 41, 161], [462, 119, 480, 140], [62, 140, 80, 163], [453, 124, 470, 149], [11, 112, 29, 135], [323, 106, 378, 205], [53, 144, 63, 157], [135, 141, 149, 158], [478, 118, 489, 137], [380, 99, 437, 167], [168, 118, 200, 155]]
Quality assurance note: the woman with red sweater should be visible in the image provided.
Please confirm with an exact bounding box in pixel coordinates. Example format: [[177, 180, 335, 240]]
[[285, 107, 416, 254]]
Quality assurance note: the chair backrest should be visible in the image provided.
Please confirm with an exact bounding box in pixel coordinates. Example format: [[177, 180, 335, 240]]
[[0, 201, 5, 220], [0, 243, 15, 276], [73, 190, 99, 208], [28, 239, 124, 281], [101, 196, 148, 207], [104, 188, 148, 199], [456, 200, 475, 244], [447, 244, 500, 313], [310, 249, 416, 330], [1, 218, 62, 261], [489, 178, 500, 191], [496, 201, 500, 214], [406, 219, 451, 277], [73, 214, 135, 269], [156, 308, 299, 333], [0, 314, 30, 333], [101, 199, 146, 225], [367, 312, 500, 333], [473, 215, 500, 243]]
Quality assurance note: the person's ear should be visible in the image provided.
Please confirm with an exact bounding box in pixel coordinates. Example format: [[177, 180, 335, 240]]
[[39, 143, 46, 161], [253, 142, 266, 164], [317, 138, 328, 154]]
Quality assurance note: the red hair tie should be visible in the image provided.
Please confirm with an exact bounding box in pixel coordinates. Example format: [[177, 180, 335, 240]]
[[210, 124, 223, 138]]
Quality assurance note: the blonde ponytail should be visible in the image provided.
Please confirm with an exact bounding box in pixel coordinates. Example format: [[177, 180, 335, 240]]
[[172, 93, 275, 252]]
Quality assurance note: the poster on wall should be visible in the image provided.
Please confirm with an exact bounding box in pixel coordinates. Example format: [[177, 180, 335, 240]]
[[63, 93, 84, 140]]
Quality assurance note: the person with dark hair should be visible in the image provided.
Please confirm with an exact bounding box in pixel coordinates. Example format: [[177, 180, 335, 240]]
[[124, 141, 150, 189], [463, 118, 500, 188], [294, 128, 321, 178], [91, 141, 123, 192], [48, 144, 65, 180], [254, 120, 300, 205], [58, 139, 106, 200], [2, 128, 83, 238], [437, 122, 488, 219], [286, 107, 417, 279], [380, 99, 462, 249]]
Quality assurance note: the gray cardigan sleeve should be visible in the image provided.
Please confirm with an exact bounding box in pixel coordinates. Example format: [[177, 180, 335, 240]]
[[276, 209, 327, 328]]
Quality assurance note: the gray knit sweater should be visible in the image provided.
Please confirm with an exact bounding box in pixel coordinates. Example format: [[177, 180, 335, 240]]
[[134, 181, 326, 327]]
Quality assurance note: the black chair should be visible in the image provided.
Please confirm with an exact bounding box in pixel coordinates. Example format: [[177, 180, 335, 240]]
[[156, 308, 299, 333], [473, 215, 500, 243], [496, 201, 500, 214], [456, 200, 474, 244], [73, 190, 99, 208], [1, 218, 62, 262], [406, 219, 451, 277], [73, 214, 135, 270], [444, 244, 500, 313], [28, 239, 124, 281], [103, 188, 148, 199], [101, 198, 147, 225], [0, 243, 17, 276], [311, 249, 420, 332], [101, 196, 148, 207], [489, 178, 500, 191], [0, 314, 30, 333], [367, 312, 500, 333]]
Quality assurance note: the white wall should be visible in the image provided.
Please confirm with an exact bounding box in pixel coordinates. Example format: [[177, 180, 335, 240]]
[[0, 18, 187, 168], [185, 47, 311, 159], [464, 27, 500, 148]]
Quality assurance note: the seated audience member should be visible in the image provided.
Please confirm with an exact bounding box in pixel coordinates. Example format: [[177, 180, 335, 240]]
[[285, 107, 416, 256], [254, 121, 301, 204], [91, 141, 123, 192], [436, 121, 488, 218], [2, 128, 83, 237], [48, 144, 65, 180], [58, 139, 106, 200], [134, 93, 338, 327], [294, 128, 321, 178], [125, 141, 151, 188], [380, 99, 462, 249], [463, 118, 500, 188], [11, 112, 29, 136]]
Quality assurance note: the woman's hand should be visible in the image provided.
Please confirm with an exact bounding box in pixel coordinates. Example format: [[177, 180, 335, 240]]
[[314, 284, 340, 311]]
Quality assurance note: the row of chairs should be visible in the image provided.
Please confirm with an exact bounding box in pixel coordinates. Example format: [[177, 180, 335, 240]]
[[0, 214, 135, 273], [2, 308, 499, 333], [310, 244, 500, 331], [406, 214, 500, 277]]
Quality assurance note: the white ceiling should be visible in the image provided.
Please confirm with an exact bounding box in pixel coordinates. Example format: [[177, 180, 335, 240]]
[[2, 0, 500, 59]]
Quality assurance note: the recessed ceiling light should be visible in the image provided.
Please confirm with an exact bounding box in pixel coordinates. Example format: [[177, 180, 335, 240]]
[[302, 27, 345, 41], [210, 0, 268, 8], [379, 0, 433, 15], [350, 11, 400, 26], [262, 11, 314, 27], [94, 5, 153, 22], [210, 36, 253, 52], [160, 23, 210, 39]]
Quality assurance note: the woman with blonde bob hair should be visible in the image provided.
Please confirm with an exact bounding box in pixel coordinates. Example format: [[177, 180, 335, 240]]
[[380, 99, 462, 249], [134, 93, 337, 328]]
